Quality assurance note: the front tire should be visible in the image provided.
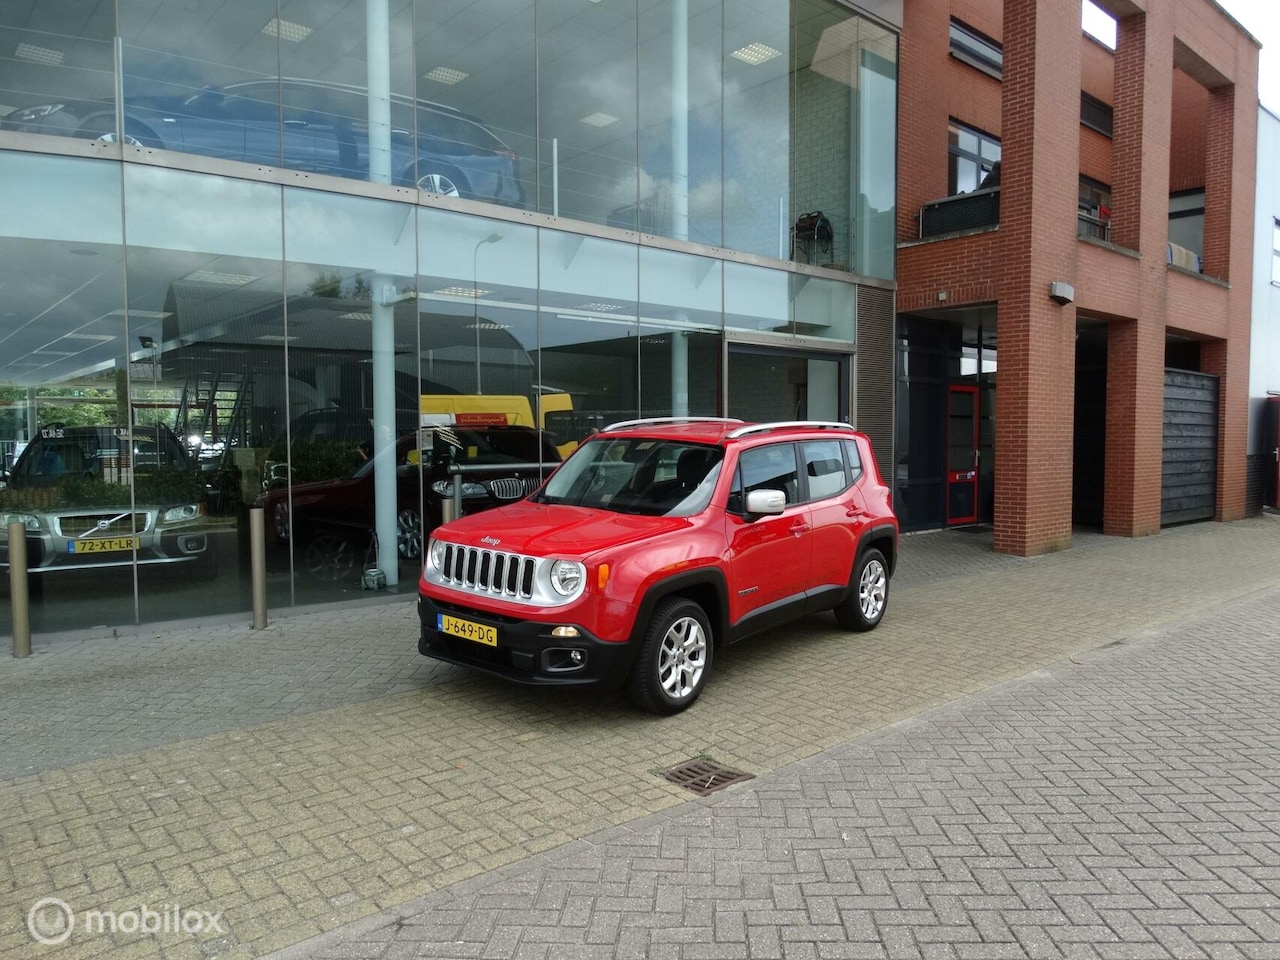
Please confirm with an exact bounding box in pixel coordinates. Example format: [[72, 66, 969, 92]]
[[397, 508, 423, 562], [627, 597, 712, 714], [834, 547, 889, 632]]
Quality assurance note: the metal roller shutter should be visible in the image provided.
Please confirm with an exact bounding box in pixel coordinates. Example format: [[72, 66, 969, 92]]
[[1162, 369, 1218, 525]]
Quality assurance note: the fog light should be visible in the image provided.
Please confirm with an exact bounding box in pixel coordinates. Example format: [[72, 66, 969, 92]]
[[569, 649, 584, 664], [552, 625, 580, 638]]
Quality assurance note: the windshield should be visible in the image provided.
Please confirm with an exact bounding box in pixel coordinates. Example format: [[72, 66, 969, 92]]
[[533, 438, 723, 516], [12, 426, 187, 484]]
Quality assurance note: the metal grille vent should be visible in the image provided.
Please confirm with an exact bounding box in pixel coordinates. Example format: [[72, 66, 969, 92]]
[[489, 477, 535, 501], [856, 285, 895, 484], [58, 512, 151, 537], [442, 543, 536, 599], [662, 758, 754, 796]]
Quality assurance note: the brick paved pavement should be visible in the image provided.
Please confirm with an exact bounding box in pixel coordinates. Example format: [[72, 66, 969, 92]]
[[0, 517, 1277, 959], [0, 522, 1072, 780], [273, 579, 1280, 960]]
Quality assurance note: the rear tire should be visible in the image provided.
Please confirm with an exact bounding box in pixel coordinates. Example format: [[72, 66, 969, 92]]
[[834, 547, 888, 632], [627, 597, 712, 715]]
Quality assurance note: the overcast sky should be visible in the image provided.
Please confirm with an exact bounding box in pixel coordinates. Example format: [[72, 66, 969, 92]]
[[1083, 0, 1279, 114]]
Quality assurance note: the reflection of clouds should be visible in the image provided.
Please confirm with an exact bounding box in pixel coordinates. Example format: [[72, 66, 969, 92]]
[[284, 190, 416, 275], [124, 167, 282, 259], [0, 153, 123, 245]]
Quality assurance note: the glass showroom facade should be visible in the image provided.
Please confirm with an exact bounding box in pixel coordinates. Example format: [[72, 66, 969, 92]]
[[0, 0, 897, 633]]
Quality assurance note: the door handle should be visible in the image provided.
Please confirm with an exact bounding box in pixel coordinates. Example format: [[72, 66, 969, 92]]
[[789, 521, 809, 536]]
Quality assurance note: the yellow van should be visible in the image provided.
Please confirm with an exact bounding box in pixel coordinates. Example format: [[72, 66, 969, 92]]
[[420, 393, 581, 457]]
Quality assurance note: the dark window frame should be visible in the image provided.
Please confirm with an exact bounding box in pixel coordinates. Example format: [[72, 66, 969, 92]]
[[949, 20, 1003, 80], [1080, 91, 1114, 137], [948, 119, 1001, 196]]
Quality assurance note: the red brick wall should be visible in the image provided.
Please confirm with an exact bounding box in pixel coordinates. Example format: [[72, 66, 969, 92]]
[[1080, 127, 1113, 187], [1170, 69, 1208, 192], [897, 0, 1257, 550]]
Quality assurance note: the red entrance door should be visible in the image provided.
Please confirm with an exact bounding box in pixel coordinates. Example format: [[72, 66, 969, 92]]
[[1267, 397, 1280, 508], [947, 386, 979, 524]]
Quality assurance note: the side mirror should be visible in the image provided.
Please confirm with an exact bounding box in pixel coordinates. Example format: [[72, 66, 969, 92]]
[[745, 488, 786, 517]]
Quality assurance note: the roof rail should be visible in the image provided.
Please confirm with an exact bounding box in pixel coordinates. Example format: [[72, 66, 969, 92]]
[[604, 416, 745, 432], [726, 420, 856, 439]]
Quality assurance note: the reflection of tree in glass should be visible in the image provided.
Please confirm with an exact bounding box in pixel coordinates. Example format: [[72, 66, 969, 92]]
[[0, 386, 118, 428], [306, 271, 372, 300]]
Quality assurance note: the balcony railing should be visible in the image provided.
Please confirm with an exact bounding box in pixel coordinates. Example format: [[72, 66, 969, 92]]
[[918, 187, 1000, 238], [1077, 211, 1110, 242]]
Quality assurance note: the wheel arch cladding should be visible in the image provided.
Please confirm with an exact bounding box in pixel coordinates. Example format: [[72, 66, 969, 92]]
[[632, 570, 728, 647], [859, 523, 897, 577]]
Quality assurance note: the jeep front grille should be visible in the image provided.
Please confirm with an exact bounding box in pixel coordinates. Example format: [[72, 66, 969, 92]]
[[489, 477, 539, 501], [442, 543, 536, 599]]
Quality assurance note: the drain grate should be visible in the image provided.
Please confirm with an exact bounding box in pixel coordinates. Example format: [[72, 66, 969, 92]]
[[662, 757, 754, 796]]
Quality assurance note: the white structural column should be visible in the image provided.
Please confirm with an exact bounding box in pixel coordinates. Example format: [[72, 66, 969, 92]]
[[367, 0, 399, 585], [670, 0, 690, 416]]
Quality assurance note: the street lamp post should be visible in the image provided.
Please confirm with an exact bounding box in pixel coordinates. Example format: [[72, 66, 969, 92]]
[[472, 233, 502, 393]]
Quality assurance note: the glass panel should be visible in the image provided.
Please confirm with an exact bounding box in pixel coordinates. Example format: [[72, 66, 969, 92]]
[[279, 189, 417, 601], [118, 0, 284, 165], [537, 0, 639, 227], [0, 6, 117, 144], [538, 230, 639, 435], [854, 23, 898, 279], [731, 347, 846, 424], [276, 2, 414, 187], [638, 247, 721, 420], [414, 1, 534, 208], [737, 444, 799, 504], [724, 262, 789, 337], [948, 390, 975, 471], [802, 439, 845, 500], [418, 207, 538, 398], [0, 153, 131, 632], [724, 1, 789, 257], [792, 2, 897, 278], [948, 479, 975, 520], [123, 165, 284, 622], [791, 274, 856, 342], [637, 0, 722, 244]]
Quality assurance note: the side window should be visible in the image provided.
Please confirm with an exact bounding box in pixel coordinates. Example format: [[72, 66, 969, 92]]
[[801, 440, 847, 501], [217, 83, 281, 123], [736, 444, 800, 508], [844, 440, 863, 483]]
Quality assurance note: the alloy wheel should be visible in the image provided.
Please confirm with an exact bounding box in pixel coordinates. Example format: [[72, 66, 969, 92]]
[[859, 557, 887, 621], [657, 616, 707, 701]]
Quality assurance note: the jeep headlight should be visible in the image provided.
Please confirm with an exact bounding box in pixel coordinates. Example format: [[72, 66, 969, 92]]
[[427, 537, 447, 570], [162, 503, 205, 523], [2, 513, 41, 532], [549, 559, 584, 597], [431, 479, 487, 498]]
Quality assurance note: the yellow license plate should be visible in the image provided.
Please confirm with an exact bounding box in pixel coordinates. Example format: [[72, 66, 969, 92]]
[[70, 536, 140, 554], [437, 613, 497, 647]]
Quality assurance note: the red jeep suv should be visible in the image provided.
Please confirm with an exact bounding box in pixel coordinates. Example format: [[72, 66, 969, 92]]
[[417, 418, 898, 713]]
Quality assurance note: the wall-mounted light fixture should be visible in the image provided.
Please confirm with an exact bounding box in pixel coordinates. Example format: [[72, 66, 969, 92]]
[[1048, 281, 1075, 305]]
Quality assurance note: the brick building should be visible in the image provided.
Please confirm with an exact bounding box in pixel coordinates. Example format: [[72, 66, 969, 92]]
[[893, 0, 1259, 554]]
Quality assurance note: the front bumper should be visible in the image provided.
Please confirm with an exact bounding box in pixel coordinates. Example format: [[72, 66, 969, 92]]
[[417, 592, 637, 689], [0, 529, 210, 573]]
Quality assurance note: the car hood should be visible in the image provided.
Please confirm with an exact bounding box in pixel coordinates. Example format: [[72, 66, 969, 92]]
[[434, 500, 690, 558]]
